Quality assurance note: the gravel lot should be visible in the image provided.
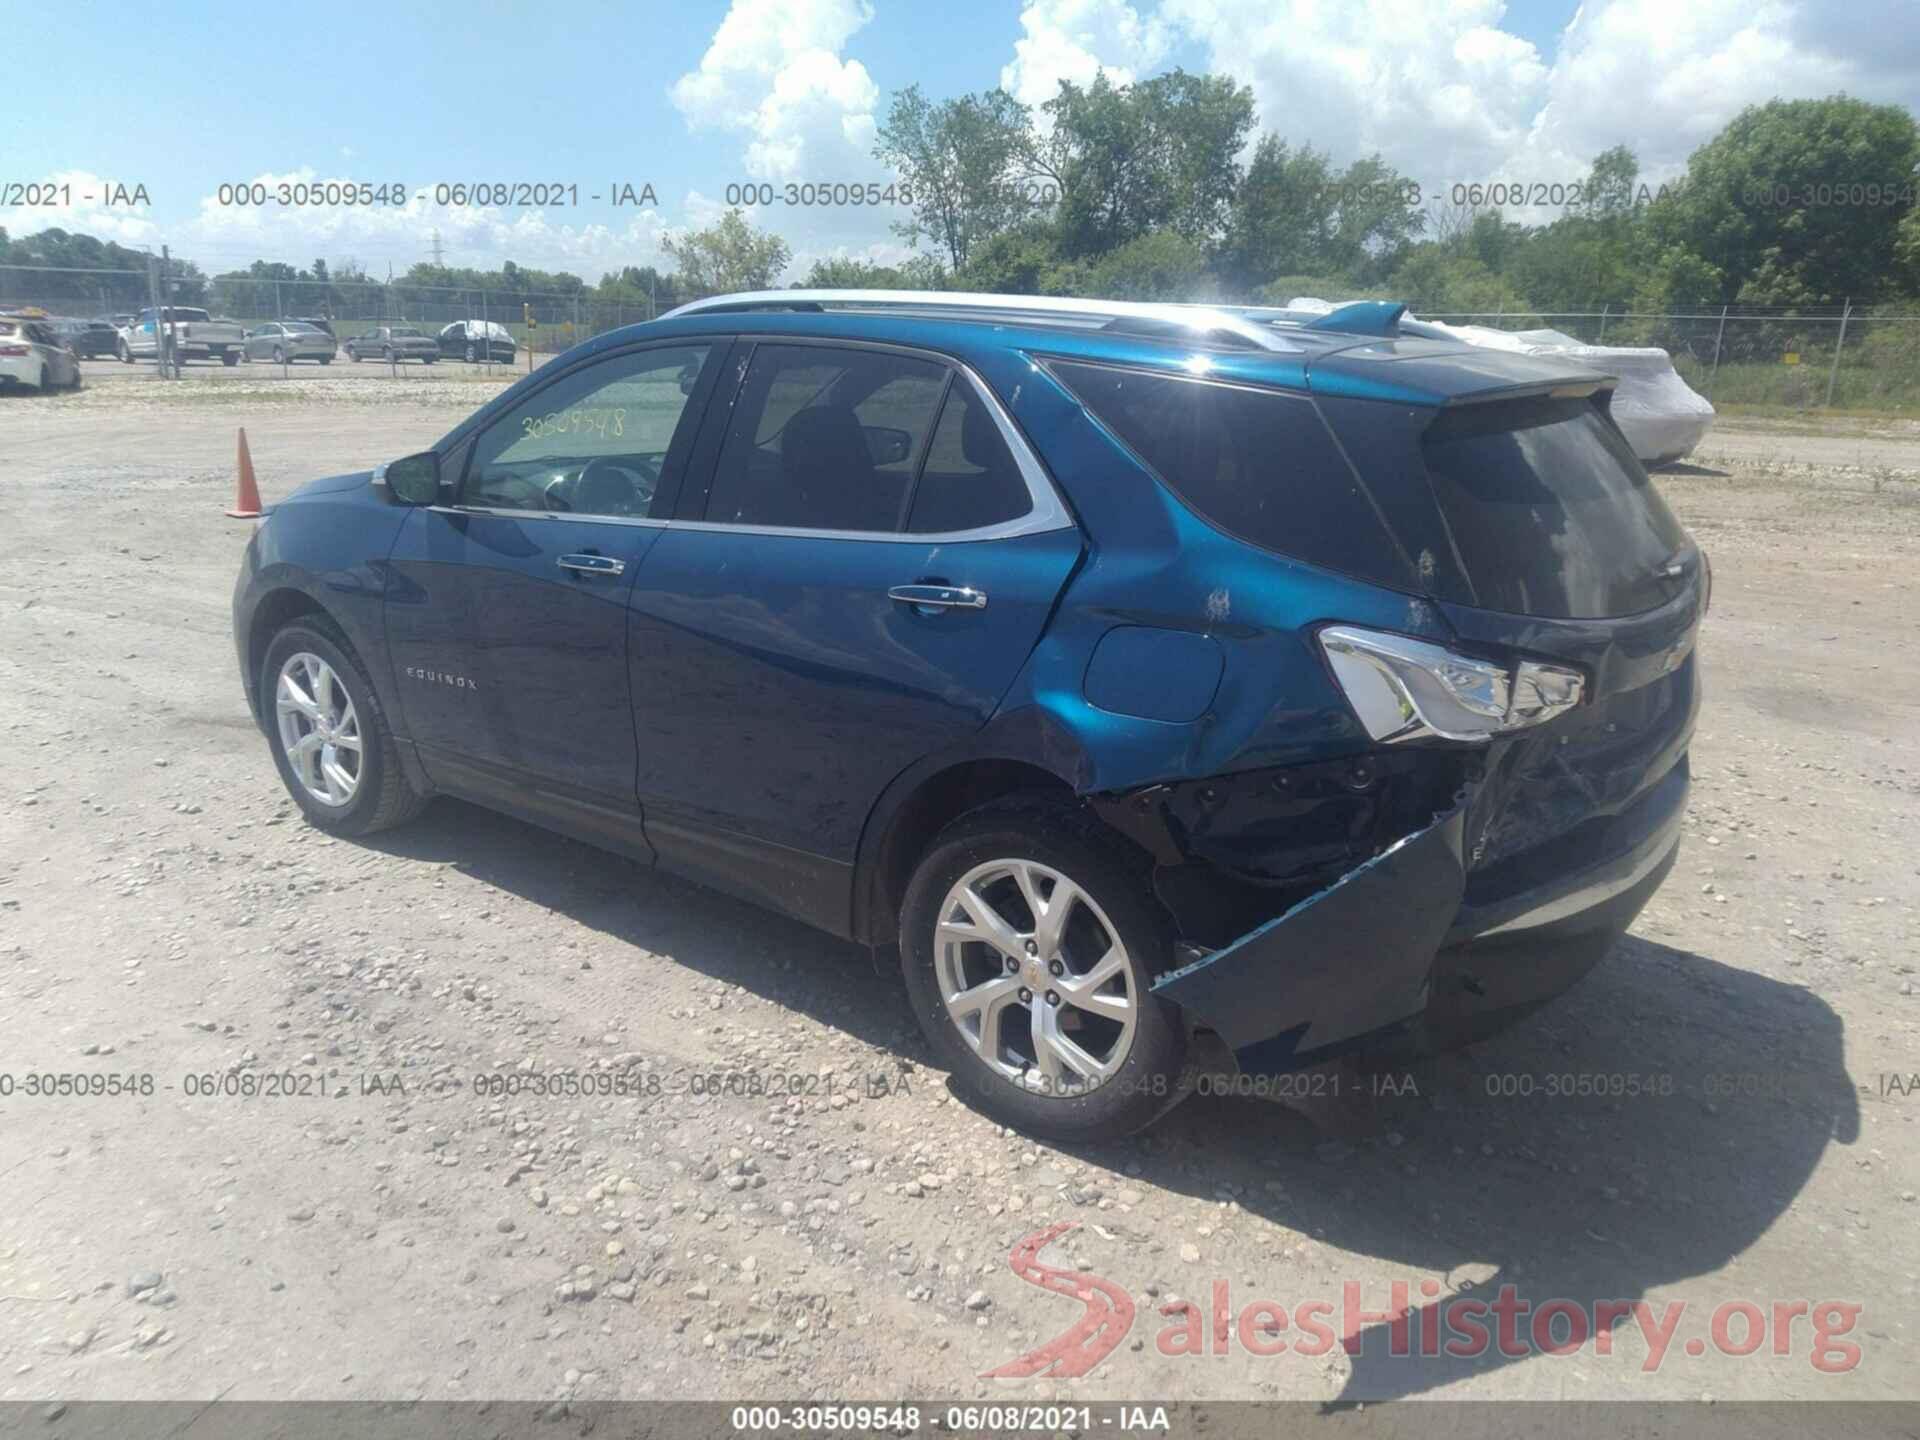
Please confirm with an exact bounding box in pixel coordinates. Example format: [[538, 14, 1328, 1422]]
[[1, 371, 1916, 1408]]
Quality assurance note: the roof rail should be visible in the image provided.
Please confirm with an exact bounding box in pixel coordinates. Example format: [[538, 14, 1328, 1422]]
[[658, 289, 1302, 353]]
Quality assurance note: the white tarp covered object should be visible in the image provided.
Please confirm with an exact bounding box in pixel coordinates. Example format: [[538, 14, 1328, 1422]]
[[1286, 299, 1716, 466]]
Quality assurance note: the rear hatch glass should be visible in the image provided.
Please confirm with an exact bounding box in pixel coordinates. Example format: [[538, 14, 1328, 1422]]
[[1053, 359, 1690, 621], [1418, 395, 1689, 618]]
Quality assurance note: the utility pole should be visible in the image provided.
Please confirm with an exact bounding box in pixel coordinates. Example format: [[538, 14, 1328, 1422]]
[[146, 248, 169, 379], [1825, 299, 1852, 409]]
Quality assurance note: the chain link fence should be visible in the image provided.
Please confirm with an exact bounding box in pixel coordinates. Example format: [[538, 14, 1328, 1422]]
[[4, 261, 1916, 410]]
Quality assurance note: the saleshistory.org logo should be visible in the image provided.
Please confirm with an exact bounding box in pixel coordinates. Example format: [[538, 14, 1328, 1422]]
[[982, 1224, 1864, 1378]]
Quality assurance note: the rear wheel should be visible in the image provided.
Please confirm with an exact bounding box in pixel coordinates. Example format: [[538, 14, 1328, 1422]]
[[347, 346, 360, 362], [464, 342, 476, 363], [899, 796, 1190, 1141], [261, 619, 427, 836], [272, 347, 285, 365], [221, 349, 239, 366]]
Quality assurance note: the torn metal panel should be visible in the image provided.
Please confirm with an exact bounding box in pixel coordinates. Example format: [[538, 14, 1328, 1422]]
[[1152, 800, 1468, 1071]]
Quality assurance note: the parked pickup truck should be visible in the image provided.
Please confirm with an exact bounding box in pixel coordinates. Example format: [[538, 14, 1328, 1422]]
[[119, 307, 246, 366]]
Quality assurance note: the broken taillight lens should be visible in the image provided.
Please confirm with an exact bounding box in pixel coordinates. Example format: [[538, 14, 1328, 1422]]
[[1318, 625, 1585, 745]]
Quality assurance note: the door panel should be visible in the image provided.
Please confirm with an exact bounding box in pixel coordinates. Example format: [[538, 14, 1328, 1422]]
[[627, 525, 1083, 861], [386, 509, 662, 805], [383, 340, 720, 810]]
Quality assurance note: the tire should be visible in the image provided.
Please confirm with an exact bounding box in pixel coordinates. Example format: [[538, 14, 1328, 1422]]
[[118, 341, 132, 363], [273, 347, 285, 366], [260, 617, 428, 837], [899, 794, 1191, 1141], [222, 349, 239, 366], [320, 356, 332, 365], [382, 347, 393, 363], [347, 346, 360, 362], [423, 355, 436, 364], [464, 342, 476, 363]]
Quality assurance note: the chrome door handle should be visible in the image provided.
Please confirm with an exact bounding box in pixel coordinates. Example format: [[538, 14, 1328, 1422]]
[[888, 584, 987, 611], [557, 553, 625, 577]]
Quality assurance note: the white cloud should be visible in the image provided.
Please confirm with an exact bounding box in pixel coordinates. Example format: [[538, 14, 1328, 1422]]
[[671, 0, 881, 182], [1001, 0, 1175, 111], [0, 170, 159, 247], [1025, 0, 1920, 202]]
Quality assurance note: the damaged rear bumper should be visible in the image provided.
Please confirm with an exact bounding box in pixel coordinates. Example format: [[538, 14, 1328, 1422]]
[[1149, 756, 1688, 1075]]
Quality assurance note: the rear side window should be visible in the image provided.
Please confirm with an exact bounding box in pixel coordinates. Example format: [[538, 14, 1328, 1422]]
[[1420, 396, 1688, 618], [1049, 360, 1416, 592], [906, 384, 1031, 533], [705, 344, 947, 533]]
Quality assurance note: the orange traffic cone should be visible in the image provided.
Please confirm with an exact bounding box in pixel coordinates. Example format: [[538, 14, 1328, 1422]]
[[227, 427, 263, 518]]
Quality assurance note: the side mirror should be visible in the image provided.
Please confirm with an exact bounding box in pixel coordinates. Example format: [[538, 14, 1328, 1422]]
[[377, 452, 441, 505]]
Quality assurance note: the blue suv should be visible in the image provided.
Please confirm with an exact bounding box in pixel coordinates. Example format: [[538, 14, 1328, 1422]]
[[233, 290, 1703, 1140]]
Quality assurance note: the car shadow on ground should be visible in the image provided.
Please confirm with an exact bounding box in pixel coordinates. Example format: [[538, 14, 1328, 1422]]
[[1105, 932, 1860, 1403], [364, 800, 1859, 1404], [362, 797, 930, 1060]]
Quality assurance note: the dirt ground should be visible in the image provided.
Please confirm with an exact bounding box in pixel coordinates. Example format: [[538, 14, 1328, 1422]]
[[0, 368, 1916, 1410]]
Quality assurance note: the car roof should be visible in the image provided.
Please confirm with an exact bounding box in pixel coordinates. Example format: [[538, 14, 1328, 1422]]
[[570, 291, 1617, 409]]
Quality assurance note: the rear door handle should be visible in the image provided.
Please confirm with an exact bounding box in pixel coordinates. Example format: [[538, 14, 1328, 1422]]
[[888, 584, 987, 611], [558, 553, 625, 577]]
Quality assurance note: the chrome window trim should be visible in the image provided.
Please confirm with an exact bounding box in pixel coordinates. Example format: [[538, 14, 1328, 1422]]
[[428, 504, 668, 530], [415, 336, 1074, 542], [684, 337, 1073, 544], [661, 288, 1302, 354]]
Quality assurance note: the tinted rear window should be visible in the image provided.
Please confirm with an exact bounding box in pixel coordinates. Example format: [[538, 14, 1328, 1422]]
[[1420, 396, 1688, 618], [1050, 360, 1417, 592]]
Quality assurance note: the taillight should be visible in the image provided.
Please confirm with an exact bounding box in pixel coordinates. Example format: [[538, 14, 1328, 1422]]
[[0, 344, 28, 357], [1317, 625, 1585, 745]]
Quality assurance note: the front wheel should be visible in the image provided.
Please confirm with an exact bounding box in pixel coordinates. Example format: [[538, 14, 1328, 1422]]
[[347, 346, 360, 362], [221, 349, 239, 366], [261, 619, 427, 836], [899, 796, 1190, 1141], [464, 342, 476, 363]]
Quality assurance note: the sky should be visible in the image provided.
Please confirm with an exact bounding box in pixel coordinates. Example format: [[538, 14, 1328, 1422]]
[[4, 0, 1916, 284]]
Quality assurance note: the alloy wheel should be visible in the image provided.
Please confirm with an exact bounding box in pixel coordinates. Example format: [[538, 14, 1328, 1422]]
[[933, 858, 1137, 1095], [274, 652, 362, 807]]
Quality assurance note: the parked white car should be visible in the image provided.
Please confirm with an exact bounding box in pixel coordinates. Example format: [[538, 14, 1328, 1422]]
[[0, 309, 83, 392], [119, 306, 246, 366]]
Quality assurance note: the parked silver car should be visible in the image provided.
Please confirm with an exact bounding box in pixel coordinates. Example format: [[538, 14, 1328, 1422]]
[[343, 325, 439, 363], [243, 322, 338, 365]]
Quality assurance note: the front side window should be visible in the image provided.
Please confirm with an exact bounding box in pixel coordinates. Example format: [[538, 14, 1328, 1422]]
[[460, 344, 711, 519], [704, 344, 948, 533]]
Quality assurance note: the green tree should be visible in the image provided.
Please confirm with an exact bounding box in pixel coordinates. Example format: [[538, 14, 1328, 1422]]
[[1076, 230, 1215, 301], [1033, 69, 1255, 259], [798, 255, 946, 289], [1387, 247, 1526, 314], [1217, 139, 1422, 291], [662, 209, 792, 296], [1645, 95, 1920, 304], [874, 85, 1035, 272], [1216, 137, 1338, 290]]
